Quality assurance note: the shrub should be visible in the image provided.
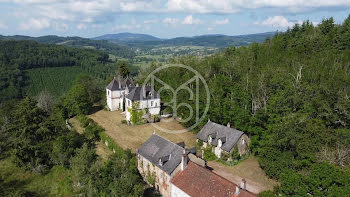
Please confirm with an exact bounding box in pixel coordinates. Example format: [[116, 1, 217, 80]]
[[121, 120, 127, 124], [76, 115, 92, 128], [99, 132, 126, 158], [84, 123, 103, 141], [203, 146, 217, 161], [231, 147, 241, 161]]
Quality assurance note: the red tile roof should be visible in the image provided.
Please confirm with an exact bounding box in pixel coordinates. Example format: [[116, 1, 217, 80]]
[[170, 162, 256, 197]]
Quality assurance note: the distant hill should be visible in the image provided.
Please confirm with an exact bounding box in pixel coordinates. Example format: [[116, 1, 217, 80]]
[[0, 35, 136, 58], [93, 32, 276, 49], [93, 32, 162, 42]]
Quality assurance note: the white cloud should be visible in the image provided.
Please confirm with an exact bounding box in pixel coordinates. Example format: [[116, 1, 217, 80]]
[[2, 0, 350, 19], [55, 23, 68, 31], [259, 16, 297, 28], [144, 19, 158, 24], [19, 18, 50, 30], [166, 0, 350, 13], [0, 22, 8, 30], [255, 16, 319, 28], [111, 24, 141, 31], [181, 15, 201, 25], [214, 18, 229, 25], [163, 17, 179, 26], [77, 23, 88, 30]]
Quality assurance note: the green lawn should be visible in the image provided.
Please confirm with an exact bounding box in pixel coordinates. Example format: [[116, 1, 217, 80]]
[[0, 158, 74, 196]]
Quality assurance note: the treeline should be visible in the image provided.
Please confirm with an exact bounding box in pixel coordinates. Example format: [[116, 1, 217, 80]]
[[0, 40, 116, 102], [139, 17, 350, 196], [0, 75, 144, 196], [0, 35, 136, 58]]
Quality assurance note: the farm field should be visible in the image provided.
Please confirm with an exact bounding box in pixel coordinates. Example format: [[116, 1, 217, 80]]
[[88, 109, 197, 152]]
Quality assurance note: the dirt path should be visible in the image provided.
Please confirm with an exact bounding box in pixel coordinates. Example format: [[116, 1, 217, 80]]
[[207, 156, 278, 194], [88, 110, 197, 153]]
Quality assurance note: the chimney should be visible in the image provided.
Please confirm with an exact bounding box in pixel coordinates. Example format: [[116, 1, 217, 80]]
[[136, 83, 139, 87], [142, 85, 146, 98], [240, 179, 246, 190], [119, 81, 121, 89], [227, 122, 230, 128], [235, 186, 240, 196], [181, 149, 187, 171]]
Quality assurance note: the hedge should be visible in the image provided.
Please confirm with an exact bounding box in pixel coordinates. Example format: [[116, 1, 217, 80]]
[[99, 132, 126, 158], [76, 114, 126, 158]]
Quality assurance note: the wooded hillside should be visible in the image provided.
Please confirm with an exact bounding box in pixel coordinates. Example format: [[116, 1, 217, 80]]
[[139, 17, 350, 196], [0, 40, 116, 102]]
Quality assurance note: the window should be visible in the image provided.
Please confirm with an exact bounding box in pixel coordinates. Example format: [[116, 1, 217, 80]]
[[242, 138, 245, 145], [128, 100, 131, 106], [151, 101, 154, 107], [108, 91, 110, 96]]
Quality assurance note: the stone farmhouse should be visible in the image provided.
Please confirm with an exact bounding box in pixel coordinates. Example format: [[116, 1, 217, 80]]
[[106, 77, 161, 123], [138, 134, 256, 197], [170, 161, 256, 197], [136, 134, 190, 197], [196, 121, 250, 159]]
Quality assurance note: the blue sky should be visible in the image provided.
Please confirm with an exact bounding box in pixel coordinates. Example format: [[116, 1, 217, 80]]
[[0, 0, 350, 38]]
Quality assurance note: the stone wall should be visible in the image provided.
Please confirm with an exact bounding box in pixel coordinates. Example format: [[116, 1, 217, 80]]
[[137, 154, 173, 197], [236, 134, 250, 156]]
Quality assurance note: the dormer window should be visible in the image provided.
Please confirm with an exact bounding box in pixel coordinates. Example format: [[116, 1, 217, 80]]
[[208, 135, 212, 144], [158, 154, 171, 166]]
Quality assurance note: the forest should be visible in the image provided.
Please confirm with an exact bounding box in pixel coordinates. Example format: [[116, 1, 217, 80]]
[[138, 17, 350, 196], [0, 40, 120, 101], [0, 75, 145, 196]]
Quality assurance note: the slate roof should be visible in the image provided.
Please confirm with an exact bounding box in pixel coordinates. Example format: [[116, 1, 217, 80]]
[[126, 85, 160, 101], [196, 121, 244, 152], [137, 134, 185, 175], [106, 77, 134, 91], [171, 161, 256, 197]]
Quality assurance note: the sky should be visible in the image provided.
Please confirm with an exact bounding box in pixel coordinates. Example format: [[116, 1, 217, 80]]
[[0, 0, 350, 39]]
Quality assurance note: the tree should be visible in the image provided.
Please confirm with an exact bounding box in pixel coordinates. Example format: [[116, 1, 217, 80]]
[[64, 84, 92, 117], [74, 74, 103, 104], [51, 131, 85, 167], [10, 98, 58, 172], [118, 60, 130, 78], [35, 91, 55, 112], [70, 143, 97, 192]]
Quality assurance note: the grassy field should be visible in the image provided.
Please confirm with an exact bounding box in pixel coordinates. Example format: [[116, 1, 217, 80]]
[[88, 110, 197, 153], [208, 157, 278, 194], [0, 158, 74, 196], [24, 66, 86, 97]]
